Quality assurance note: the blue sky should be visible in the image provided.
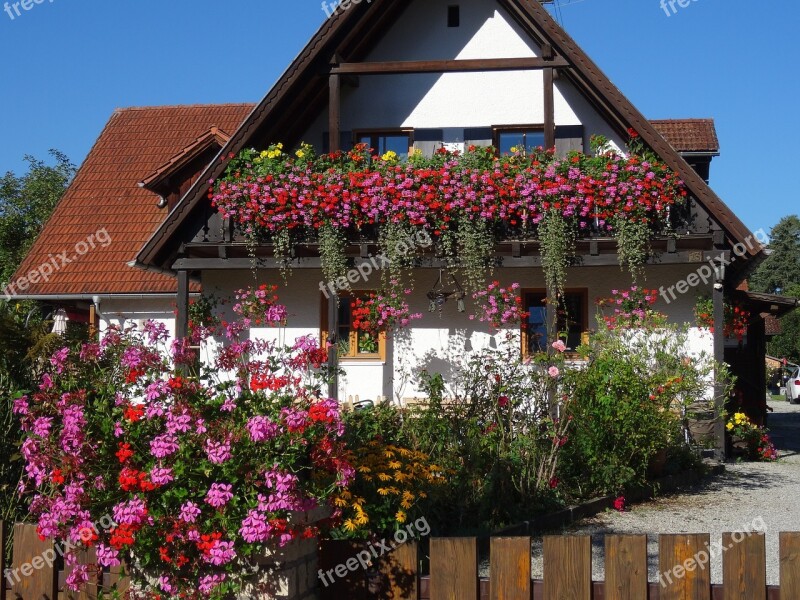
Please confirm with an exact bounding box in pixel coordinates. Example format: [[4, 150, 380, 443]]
[[0, 0, 796, 234]]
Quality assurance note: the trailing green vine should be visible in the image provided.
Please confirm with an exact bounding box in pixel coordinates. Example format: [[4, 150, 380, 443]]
[[379, 220, 416, 291], [612, 214, 650, 284], [455, 218, 495, 294], [272, 227, 292, 283], [319, 223, 348, 289], [538, 209, 575, 301]]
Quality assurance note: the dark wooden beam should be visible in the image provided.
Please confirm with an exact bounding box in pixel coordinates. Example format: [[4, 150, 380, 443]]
[[330, 56, 570, 75], [173, 250, 728, 271], [713, 273, 726, 461], [327, 294, 339, 401], [543, 66, 555, 150], [176, 270, 189, 341], [329, 70, 341, 153]]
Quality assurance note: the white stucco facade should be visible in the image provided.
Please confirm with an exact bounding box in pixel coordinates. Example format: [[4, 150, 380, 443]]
[[201, 265, 714, 406]]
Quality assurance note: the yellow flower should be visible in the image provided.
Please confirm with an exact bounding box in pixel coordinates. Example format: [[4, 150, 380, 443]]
[[510, 146, 518, 153], [296, 150, 305, 158], [334, 497, 348, 508], [377, 487, 390, 496], [395, 510, 407, 523], [259, 150, 269, 159], [276, 143, 284, 150], [377, 472, 392, 482], [381, 150, 398, 162], [387, 460, 401, 470], [343, 519, 357, 532], [726, 422, 734, 431], [355, 513, 369, 526]]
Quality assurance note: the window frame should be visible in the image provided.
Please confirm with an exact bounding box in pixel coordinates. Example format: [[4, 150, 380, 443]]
[[492, 125, 546, 155], [520, 288, 590, 358], [353, 129, 414, 157], [320, 292, 387, 362]]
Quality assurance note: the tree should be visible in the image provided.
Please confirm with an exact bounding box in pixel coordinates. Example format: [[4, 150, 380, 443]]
[[0, 150, 76, 285], [750, 215, 800, 295], [0, 151, 74, 550], [767, 283, 800, 363]]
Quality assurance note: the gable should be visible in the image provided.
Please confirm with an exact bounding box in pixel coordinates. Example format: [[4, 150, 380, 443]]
[[136, 0, 760, 273]]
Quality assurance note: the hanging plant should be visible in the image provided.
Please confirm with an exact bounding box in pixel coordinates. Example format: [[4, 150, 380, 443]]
[[455, 217, 495, 294], [612, 214, 650, 284], [272, 227, 292, 283], [538, 209, 575, 301], [379, 220, 416, 290], [319, 222, 348, 289]]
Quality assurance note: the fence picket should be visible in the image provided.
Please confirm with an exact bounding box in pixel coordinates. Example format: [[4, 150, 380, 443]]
[[722, 532, 766, 600], [543, 535, 591, 600], [605, 535, 647, 600], [430, 537, 478, 600], [780, 532, 800, 600], [379, 540, 418, 600], [659, 534, 711, 600], [11, 523, 57, 600], [0, 522, 7, 600], [490, 537, 530, 600]]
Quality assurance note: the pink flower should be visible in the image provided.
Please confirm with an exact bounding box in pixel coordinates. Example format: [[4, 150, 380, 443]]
[[551, 340, 567, 353], [205, 437, 232, 465], [205, 483, 234, 509], [548, 366, 560, 378], [179, 501, 201, 523]]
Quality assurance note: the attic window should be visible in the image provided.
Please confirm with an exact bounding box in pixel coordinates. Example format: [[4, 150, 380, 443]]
[[447, 5, 460, 27]]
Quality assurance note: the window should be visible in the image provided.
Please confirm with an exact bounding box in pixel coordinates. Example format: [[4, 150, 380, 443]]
[[447, 5, 460, 27], [321, 293, 386, 361], [356, 131, 413, 160], [522, 290, 588, 355], [494, 127, 546, 155]]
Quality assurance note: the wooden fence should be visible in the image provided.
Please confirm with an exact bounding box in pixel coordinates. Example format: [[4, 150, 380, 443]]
[[320, 533, 800, 600], [4, 523, 800, 599], [1, 523, 128, 600]]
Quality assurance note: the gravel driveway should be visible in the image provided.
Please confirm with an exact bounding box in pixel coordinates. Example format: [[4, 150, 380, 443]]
[[529, 400, 800, 585]]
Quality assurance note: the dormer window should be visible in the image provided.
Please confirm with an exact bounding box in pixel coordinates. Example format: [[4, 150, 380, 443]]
[[494, 126, 546, 155]]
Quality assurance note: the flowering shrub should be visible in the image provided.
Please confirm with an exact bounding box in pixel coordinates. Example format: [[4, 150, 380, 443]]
[[350, 286, 422, 338], [596, 286, 662, 329], [470, 281, 528, 329], [694, 297, 751, 341], [14, 294, 354, 598], [726, 412, 778, 461], [331, 440, 444, 539]]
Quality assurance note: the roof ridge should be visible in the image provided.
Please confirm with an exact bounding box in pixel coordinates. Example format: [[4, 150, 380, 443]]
[[114, 103, 256, 113]]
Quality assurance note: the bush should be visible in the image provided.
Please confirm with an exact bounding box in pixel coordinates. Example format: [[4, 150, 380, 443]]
[[560, 318, 716, 496]]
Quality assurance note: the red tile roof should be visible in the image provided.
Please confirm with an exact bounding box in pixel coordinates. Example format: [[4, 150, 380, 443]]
[[650, 119, 720, 154], [9, 104, 253, 297]]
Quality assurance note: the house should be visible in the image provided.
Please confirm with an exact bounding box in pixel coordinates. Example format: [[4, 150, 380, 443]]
[[12, 0, 797, 456]]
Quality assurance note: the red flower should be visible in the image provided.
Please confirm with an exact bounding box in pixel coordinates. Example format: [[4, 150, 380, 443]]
[[614, 496, 626, 512], [549, 477, 560, 489], [123, 404, 145, 423], [116, 443, 134, 463], [498, 395, 509, 408], [109, 524, 137, 550], [125, 369, 145, 384], [627, 128, 639, 139], [52, 469, 65, 485]]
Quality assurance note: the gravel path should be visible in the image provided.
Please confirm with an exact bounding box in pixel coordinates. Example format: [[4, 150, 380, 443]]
[[528, 400, 800, 585]]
